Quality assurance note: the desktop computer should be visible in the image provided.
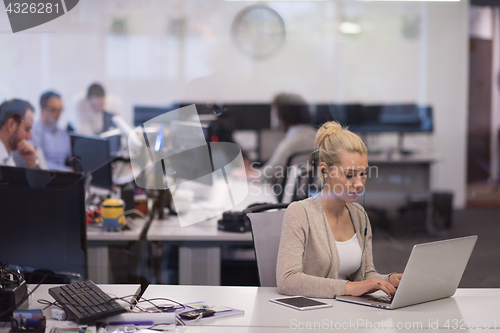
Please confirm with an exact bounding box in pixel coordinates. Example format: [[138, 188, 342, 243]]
[[314, 103, 433, 154], [314, 103, 433, 133], [0, 166, 88, 281], [70, 134, 115, 189], [134, 105, 178, 127], [359, 104, 433, 133], [314, 104, 364, 128], [222, 104, 271, 130]]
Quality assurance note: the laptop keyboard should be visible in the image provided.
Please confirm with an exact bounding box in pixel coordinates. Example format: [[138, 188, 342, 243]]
[[367, 295, 393, 304]]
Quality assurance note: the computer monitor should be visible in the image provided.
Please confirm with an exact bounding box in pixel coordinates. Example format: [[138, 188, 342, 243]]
[[359, 104, 433, 133], [178, 102, 220, 115], [0, 166, 87, 279], [223, 104, 272, 130], [315, 104, 433, 133], [314, 104, 364, 128], [70, 134, 114, 189], [134, 105, 178, 127]]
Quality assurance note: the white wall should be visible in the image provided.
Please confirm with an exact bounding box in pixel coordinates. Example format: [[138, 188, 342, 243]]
[[425, 1, 468, 208], [0, 0, 469, 207]]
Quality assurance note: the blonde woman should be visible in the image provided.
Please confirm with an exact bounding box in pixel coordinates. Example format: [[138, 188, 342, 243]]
[[276, 121, 402, 298]]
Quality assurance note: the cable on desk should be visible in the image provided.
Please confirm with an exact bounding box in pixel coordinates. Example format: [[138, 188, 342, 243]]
[[40, 294, 186, 316], [123, 296, 186, 313], [37, 291, 188, 328], [36, 299, 68, 321]]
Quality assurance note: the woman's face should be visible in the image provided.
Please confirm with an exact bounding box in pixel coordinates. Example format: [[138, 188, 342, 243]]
[[320, 151, 368, 203]]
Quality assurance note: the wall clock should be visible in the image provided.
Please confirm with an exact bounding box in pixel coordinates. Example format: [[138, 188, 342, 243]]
[[231, 5, 286, 60]]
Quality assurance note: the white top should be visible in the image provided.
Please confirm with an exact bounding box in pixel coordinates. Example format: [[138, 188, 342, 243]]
[[73, 94, 122, 135], [0, 140, 15, 167], [335, 233, 362, 280], [259, 124, 316, 184]]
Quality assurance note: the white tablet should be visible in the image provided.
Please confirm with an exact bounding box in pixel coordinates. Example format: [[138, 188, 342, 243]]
[[270, 296, 333, 311]]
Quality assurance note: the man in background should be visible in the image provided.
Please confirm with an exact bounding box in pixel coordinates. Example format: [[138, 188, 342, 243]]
[[257, 93, 316, 184], [74, 83, 121, 135], [31, 91, 72, 171], [0, 99, 38, 168]]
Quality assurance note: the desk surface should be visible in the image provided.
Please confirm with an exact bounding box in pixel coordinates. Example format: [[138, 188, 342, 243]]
[[4, 284, 499, 332], [147, 180, 275, 242], [86, 218, 148, 242], [147, 217, 253, 242], [142, 285, 500, 330]]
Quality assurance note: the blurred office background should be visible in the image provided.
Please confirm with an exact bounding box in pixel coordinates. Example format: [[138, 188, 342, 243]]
[[0, 0, 499, 287]]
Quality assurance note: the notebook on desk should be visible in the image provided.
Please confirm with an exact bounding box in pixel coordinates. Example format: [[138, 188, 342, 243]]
[[336, 235, 477, 310]]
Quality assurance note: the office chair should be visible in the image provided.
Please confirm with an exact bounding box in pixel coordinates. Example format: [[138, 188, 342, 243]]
[[243, 203, 289, 287], [278, 151, 317, 203]]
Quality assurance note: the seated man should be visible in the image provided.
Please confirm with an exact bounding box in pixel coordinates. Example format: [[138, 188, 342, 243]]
[[257, 93, 316, 184], [74, 83, 121, 135], [31, 91, 72, 171], [0, 99, 38, 168]]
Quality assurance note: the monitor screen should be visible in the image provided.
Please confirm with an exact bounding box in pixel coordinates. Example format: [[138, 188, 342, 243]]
[[314, 104, 363, 127], [0, 166, 87, 279], [355, 104, 433, 133], [134, 105, 178, 127], [315, 104, 433, 133], [178, 102, 220, 116], [223, 104, 271, 130], [70, 134, 114, 189]]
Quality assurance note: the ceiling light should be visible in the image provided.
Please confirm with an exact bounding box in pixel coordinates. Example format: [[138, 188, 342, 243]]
[[339, 22, 363, 34]]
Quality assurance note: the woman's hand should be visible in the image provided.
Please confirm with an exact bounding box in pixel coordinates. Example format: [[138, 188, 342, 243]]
[[389, 273, 403, 288], [345, 279, 397, 297]]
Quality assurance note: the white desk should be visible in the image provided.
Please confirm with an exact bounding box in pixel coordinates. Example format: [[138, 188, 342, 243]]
[[3, 285, 498, 333], [142, 285, 500, 330], [86, 218, 149, 283], [147, 180, 276, 285], [0, 284, 140, 333]]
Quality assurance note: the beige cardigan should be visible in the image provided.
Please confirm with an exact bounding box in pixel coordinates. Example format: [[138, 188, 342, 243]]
[[276, 194, 389, 298]]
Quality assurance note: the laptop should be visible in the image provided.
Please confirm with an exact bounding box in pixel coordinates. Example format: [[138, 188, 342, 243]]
[[336, 235, 477, 310]]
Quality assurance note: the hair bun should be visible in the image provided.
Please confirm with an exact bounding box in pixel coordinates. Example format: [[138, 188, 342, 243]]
[[316, 121, 343, 148]]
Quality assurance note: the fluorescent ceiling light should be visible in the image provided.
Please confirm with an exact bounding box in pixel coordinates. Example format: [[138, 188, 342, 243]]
[[339, 22, 363, 34]]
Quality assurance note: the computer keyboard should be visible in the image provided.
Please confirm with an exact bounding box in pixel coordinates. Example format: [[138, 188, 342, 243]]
[[49, 280, 127, 323], [367, 295, 393, 304]]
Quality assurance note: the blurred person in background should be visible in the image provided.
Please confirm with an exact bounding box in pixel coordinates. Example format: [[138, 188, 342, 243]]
[[0, 99, 39, 168], [257, 93, 316, 184], [74, 83, 122, 135], [31, 91, 72, 171]]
